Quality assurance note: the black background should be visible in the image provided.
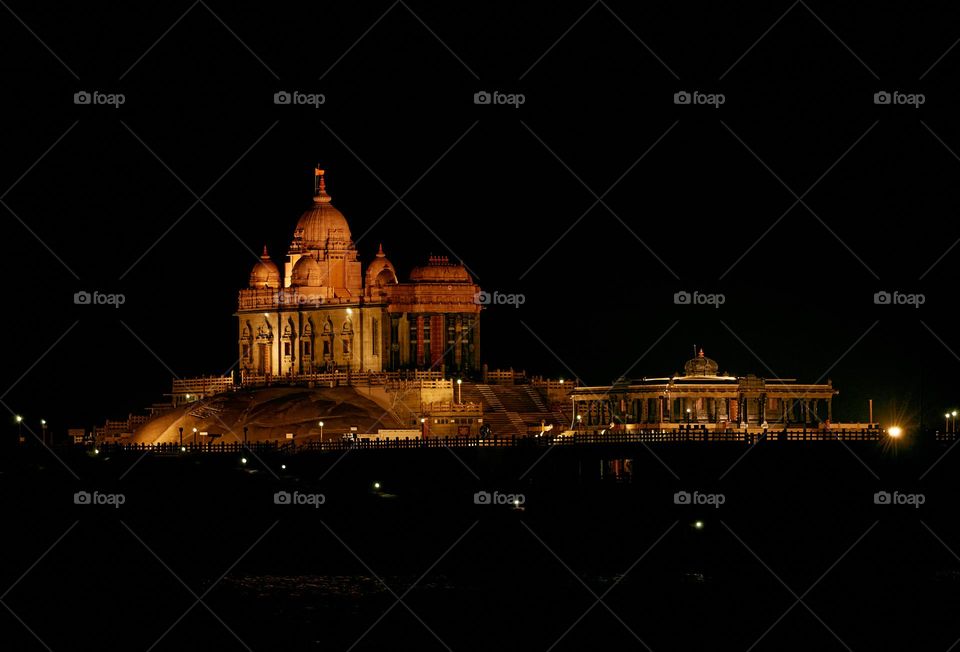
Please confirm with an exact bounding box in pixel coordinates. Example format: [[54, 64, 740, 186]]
[[2, 1, 959, 433]]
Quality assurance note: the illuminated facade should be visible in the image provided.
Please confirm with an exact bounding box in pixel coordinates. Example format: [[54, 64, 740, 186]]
[[570, 350, 838, 429], [237, 170, 481, 377]]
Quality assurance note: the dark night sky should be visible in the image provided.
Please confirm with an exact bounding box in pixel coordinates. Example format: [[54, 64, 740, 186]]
[[1, 2, 958, 431]]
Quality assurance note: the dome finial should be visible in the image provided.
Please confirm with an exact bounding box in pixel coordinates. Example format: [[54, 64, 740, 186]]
[[698, 348, 704, 358], [377, 243, 385, 257], [313, 166, 331, 203], [262, 244, 270, 258]]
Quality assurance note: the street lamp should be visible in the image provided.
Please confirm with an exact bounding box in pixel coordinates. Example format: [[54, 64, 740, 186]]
[[15, 415, 23, 445], [192, 427, 198, 446], [456, 378, 462, 404], [576, 414, 582, 433], [888, 426, 903, 439], [318, 421, 324, 442], [41, 419, 47, 446]]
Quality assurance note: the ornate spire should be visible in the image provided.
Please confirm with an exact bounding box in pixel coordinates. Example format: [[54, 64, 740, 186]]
[[377, 243, 385, 257], [314, 167, 331, 203], [261, 244, 270, 258]]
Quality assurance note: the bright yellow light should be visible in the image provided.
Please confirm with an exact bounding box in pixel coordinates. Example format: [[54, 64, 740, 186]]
[[693, 521, 704, 530], [40, 419, 46, 425], [241, 457, 248, 464], [15, 415, 22, 423], [180, 446, 186, 452], [346, 308, 353, 315], [373, 482, 381, 490], [953, 411, 958, 417], [559, 379, 564, 385], [318, 421, 324, 427], [457, 379, 462, 384], [888, 426, 903, 438], [192, 427, 198, 433], [93, 448, 99, 454]]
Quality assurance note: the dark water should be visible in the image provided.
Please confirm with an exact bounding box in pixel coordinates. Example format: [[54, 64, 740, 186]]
[[2, 441, 959, 650]]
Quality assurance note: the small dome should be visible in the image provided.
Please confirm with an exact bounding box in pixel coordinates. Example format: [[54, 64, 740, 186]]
[[684, 349, 719, 377], [409, 255, 472, 283], [292, 171, 351, 249], [291, 254, 324, 287], [249, 246, 280, 288], [365, 244, 398, 287]]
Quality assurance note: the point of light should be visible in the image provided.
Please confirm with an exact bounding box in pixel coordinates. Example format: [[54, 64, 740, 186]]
[[180, 446, 186, 452], [693, 520, 704, 530], [241, 457, 248, 464], [185, 394, 190, 399], [559, 379, 564, 385], [954, 411, 958, 417], [93, 448, 99, 454], [15, 415, 22, 423], [457, 379, 462, 385], [192, 427, 198, 433], [373, 482, 381, 490], [346, 308, 353, 315], [281, 464, 286, 470], [420, 417, 426, 423], [41, 419, 46, 425], [888, 426, 903, 439]]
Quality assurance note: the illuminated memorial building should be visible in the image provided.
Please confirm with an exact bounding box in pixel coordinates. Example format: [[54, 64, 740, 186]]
[[570, 350, 840, 432], [237, 170, 481, 379]]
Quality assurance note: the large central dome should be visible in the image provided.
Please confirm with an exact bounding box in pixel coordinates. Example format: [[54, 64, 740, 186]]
[[293, 172, 351, 250]]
